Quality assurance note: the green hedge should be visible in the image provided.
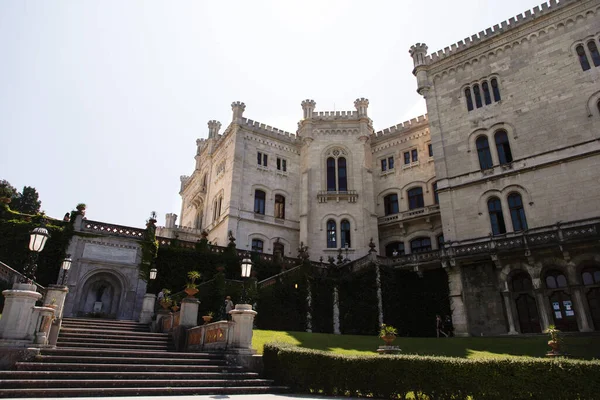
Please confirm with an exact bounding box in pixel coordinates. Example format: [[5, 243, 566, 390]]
[[263, 343, 600, 400]]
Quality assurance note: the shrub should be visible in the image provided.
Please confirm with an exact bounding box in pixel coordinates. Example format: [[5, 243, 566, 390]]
[[263, 343, 600, 399]]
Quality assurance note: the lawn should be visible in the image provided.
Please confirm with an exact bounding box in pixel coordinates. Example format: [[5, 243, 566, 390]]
[[252, 330, 600, 360]]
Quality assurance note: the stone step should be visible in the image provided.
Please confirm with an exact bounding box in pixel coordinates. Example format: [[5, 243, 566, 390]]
[[39, 348, 223, 359], [0, 371, 260, 380], [58, 331, 171, 342], [55, 342, 171, 351], [34, 355, 228, 365], [59, 327, 168, 338], [0, 378, 275, 389], [0, 385, 288, 398], [61, 320, 150, 330], [60, 323, 151, 333], [62, 318, 148, 327], [16, 362, 245, 372]]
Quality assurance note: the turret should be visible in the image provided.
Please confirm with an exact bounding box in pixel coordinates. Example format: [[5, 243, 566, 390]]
[[409, 43, 430, 96], [165, 213, 178, 229], [207, 120, 221, 138], [354, 98, 369, 118], [301, 99, 316, 119], [231, 101, 246, 122]]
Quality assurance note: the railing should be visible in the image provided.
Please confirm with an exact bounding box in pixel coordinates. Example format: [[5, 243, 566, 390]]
[[0, 261, 46, 295], [377, 250, 443, 267], [378, 205, 440, 225], [317, 190, 358, 203], [82, 220, 146, 239]]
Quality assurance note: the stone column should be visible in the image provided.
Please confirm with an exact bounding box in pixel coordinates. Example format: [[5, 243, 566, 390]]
[[534, 291, 551, 332], [179, 297, 199, 327], [375, 265, 384, 327], [0, 283, 43, 344], [571, 287, 593, 332], [501, 291, 518, 334], [333, 285, 340, 335], [230, 304, 257, 353], [139, 294, 157, 324], [447, 265, 469, 336]]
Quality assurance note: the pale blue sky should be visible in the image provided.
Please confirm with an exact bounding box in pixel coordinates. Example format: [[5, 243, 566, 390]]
[[0, 0, 545, 228]]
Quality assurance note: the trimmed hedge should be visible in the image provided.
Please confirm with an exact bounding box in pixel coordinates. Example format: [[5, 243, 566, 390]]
[[263, 343, 600, 400]]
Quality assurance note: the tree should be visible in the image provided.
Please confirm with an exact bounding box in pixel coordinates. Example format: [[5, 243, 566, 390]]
[[0, 180, 17, 200], [12, 186, 42, 215]]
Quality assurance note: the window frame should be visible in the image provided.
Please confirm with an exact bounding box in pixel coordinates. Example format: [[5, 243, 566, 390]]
[[383, 193, 399, 216], [410, 237, 432, 253], [274, 194, 285, 219], [251, 239, 264, 253], [340, 219, 351, 248], [508, 193, 527, 232], [254, 189, 266, 215], [407, 187, 424, 210], [494, 130, 513, 165], [476, 136, 494, 170], [326, 219, 337, 248], [487, 197, 507, 235]]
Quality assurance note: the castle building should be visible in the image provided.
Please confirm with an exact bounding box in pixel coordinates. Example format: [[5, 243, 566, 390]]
[[165, 0, 600, 336]]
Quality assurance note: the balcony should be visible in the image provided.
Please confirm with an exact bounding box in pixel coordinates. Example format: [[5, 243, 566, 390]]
[[378, 205, 440, 225], [317, 190, 358, 203]]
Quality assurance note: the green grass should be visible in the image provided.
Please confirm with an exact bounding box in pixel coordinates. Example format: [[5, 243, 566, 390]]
[[252, 330, 600, 360]]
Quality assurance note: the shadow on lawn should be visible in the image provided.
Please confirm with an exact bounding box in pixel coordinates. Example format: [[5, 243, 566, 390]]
[[284, 331, 600, 360]]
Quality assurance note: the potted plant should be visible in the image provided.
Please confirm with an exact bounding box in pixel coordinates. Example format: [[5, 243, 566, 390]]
[[184, 270, 201, 298], [171, 301, 180, 313], [545, 324, 562, 355], [159, 289, 173, 310], [379, 324, 398, 345], [202, 311, 214, 324]]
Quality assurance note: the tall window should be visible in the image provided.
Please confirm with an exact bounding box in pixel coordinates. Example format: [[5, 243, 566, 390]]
[[465, 88, 474, 111], [251, 239, 264, 253], [326, 156, 347, 192], [577, 44, 591, 71], [201, 174, 207, 191], [408, 187, 424, 209], [384, 194, 399, 215], [589, 41, 600, 67], [385, 242, 405, 257], [340, 220, 351, 248], [482, 81, 491, 105], [473, 84, 482, 108], [274, 194, 285, 219], [491, 78, 501, 102], [432, 182, 439, 205], [508, 193, 527, 232], [326, 220, 337, 248], [476, 136, 493, 170], [404, 152, 410, 165], [495, 130, 513, 165], [488, 197, 506, 235], [276, 157, 287, 172], [195, 210, 203, 230], [257, 152, 268, 167], [254, 190, 266, 214], [381, 156, 394, 172], [411, 149, 418, 162], [213, 196, 222, 222], [411, 237, 432, 253], [428, 143, 433, 157]]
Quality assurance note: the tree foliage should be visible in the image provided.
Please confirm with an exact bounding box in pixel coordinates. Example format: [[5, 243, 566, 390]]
[[12, 186, 42, 215], [0, 180, 17, 200]]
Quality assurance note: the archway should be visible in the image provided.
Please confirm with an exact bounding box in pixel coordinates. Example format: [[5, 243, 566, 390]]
[[77, 271, 124, 318], [544, 269, 578, 332], [510, 271, 541, 333], [581, 263, 600, 330]]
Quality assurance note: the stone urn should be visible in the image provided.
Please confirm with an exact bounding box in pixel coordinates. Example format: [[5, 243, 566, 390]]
[[184, 287, 199, 298], [202, 315, 213, 324], [382, 334, 397, 346]]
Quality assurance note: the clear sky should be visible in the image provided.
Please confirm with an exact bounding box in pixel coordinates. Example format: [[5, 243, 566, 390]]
[[0, 0, 545, 228]]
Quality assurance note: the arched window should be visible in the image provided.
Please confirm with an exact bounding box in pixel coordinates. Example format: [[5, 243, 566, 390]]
[[510, 271, 541, 333], [577, 44, 591, 71], [491, 78, 501, 102], [473, 84, 482, 108], [494, 130, 513, 165], [254, 190, 266, 214], [482, 81, 491, 105], [385, 242, 405, 257], [488, 197, 506, 235], [581, 265, 600, 331], [545, 270, 568, 289], [384, 194, 399, 215], [201, 174, 207, 191], [340, 219, 351, 248], [587, 40, 600, 67], [408, 187, 424, 210], [251, 239, 264, 253], [508, 193, 528, 232], [195, 210, 203, 230], [326, 220, 337, 248], [512, 271, 533, 292], [410, 237, 432, 253], [338, 157, 347, 192], [582, 267, 600, 286], [273, 241, 285, 256], [275, 195, 285, 219], [327, 157, 336, 191], [476, 136, 493, 170], [465, 88, 474, 111], [432, 182, 439, 205]]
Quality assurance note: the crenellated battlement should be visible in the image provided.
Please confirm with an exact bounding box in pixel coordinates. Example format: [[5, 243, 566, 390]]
[[373, 114, 428, 137], [313, 110, 359, 119], [240, 118, 297, 141], [418, 0, 576, 65]]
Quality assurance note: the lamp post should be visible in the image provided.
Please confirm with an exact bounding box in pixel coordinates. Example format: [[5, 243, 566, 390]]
[[59, 255, 72, 286], [22, 222, 51, 283], [240, 256, 253, 304]]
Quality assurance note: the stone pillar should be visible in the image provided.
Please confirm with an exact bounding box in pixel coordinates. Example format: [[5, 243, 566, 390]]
[[447, 265, 469, 336], [155, 309, 171, 333], [230, 304, 257, 353], [534, 290, 551, 332], [139, 293, 157, 324], [375, 265, 384, 327], [571, 287, 593, 332], [179, 297, 199, 327], [32, 306, 55, 346], [0, 283, 43, 343], [44, 285, 69, 347], [501, 292, 518, 334], [333, 285, 340, 335]]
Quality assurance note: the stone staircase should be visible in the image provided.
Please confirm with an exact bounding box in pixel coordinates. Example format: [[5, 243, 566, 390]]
[[0, 317, 285, 397]]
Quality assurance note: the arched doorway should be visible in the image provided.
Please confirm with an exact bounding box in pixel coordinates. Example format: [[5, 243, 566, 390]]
[[581, 264, 600, 331], [77, 271, 124, 318], [510, 271, 541, 333], [545, 269, 578, 332]]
